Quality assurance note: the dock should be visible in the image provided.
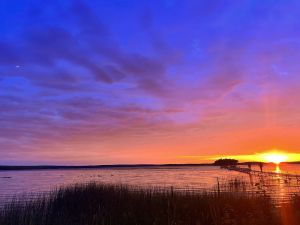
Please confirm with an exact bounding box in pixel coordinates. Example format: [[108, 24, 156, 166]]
[[225, 166, 300, 181]]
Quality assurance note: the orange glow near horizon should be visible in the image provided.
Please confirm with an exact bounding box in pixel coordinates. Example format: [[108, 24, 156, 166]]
[[182, 150, 300, 164], [224, 151, 300, 163]]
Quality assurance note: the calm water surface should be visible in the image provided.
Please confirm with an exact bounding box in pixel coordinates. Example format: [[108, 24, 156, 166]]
[[1, 164, 300, 204]]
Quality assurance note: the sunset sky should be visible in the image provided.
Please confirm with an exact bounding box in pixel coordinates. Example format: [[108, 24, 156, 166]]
[[1, 0, 300, 165]]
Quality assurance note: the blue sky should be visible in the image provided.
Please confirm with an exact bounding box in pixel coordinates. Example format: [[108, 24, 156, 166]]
[[1, 0, 300, 165]]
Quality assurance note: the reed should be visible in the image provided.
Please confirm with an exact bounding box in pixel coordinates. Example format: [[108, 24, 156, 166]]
[[0, 182, 299, 225]]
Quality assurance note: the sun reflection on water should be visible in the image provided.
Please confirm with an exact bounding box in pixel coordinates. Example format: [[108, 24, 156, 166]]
[[275, 164, 281, 173]]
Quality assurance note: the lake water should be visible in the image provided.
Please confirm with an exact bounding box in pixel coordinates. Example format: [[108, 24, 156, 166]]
[[1, 164, 300, 205]]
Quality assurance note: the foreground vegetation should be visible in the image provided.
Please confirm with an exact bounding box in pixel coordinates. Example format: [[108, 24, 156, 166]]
[[1, 183, 300, 225]]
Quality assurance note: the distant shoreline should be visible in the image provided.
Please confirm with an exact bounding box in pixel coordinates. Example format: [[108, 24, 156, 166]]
[[0, 164, 214, 171], [1, 162, 299, 171]]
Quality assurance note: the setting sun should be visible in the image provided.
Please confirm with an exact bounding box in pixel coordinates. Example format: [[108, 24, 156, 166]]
[[262, 153, 288, 164]]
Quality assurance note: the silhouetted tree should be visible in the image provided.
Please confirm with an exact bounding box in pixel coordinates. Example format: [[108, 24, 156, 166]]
[[214, 158, 238, 167]]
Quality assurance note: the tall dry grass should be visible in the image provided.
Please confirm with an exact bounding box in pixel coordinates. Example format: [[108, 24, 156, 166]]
[[0, 182, 299, 225]]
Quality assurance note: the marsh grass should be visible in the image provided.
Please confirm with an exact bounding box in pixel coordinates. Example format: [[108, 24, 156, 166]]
[[1, 182, 300, 225], [219, 178, 249, 192]]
